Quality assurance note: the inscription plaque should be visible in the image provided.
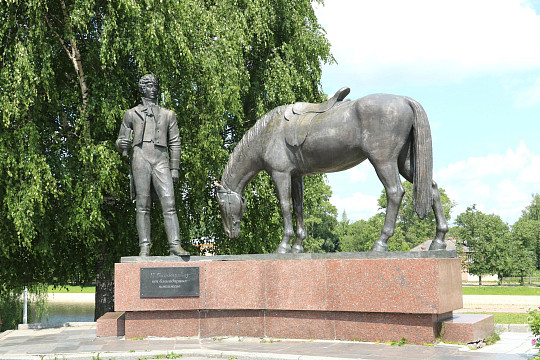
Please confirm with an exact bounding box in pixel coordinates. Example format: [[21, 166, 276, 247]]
[[140, 267, 199, 298]]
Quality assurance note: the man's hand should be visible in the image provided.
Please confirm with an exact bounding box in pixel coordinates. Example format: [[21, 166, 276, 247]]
[[171, 169, 179, 183], [117, 138, 131, 150], [117, 138, 131, 157]]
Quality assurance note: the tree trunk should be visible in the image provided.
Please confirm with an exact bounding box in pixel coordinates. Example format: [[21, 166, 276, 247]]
[[47, 1, 91, 138], [478, 275, 482, 286], [94, 257, 115, 321]]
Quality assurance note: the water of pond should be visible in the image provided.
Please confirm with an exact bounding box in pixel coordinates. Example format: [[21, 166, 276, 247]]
[[31, 302, 95, 323]]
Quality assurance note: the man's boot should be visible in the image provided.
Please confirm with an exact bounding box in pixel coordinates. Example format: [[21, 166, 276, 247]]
[[139, 244, 150, 256], [136, 195, 152, 256], [162, 195, 189, 256]]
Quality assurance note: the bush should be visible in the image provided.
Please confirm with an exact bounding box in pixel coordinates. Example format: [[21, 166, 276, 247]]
[[0, 292, 23, 331], [527, 307, 540, 350]]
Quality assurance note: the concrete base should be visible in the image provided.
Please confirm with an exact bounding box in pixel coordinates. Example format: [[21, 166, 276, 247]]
[[117, 309, 452, 344], [96, 311, 125, 337], [440, 314, 495, 343], [97, 252, 485, 344], [100, 310, 495, 344]]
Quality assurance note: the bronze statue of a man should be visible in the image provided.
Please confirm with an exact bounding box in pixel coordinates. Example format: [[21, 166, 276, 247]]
[[116, 74, 189, 257]]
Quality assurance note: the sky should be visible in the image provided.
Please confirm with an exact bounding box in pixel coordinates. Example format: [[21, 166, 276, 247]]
[[313, 0, 540, 225]]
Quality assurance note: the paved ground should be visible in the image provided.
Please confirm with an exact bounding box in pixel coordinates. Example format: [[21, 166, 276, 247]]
[[0, 323, 538, 360], [462, 295, 540, 311], [3, 294, 536, 359]]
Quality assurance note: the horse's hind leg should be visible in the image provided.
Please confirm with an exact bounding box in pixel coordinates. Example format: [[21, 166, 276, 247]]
[[291, 175, 306, 253], [271, 171, 295, 253], [370, 160, 404, 251], [399, 152, 448, 250], [426, 180, 448, 250]]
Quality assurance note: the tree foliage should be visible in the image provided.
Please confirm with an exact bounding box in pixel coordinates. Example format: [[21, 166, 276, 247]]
[[512, 194, 540, 269], [302, 175, 339, 253], [0, 0, 332, 320], [339, 214, 384, 252], [454, 204, 536, 284], [454, 205, 509, 281]]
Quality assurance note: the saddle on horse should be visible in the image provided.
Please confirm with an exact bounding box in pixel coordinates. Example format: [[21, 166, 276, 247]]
[[284, 87, 350, 148]]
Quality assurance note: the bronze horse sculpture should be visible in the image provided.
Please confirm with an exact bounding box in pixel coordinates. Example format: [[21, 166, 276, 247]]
[[216, 88, 448, 253]]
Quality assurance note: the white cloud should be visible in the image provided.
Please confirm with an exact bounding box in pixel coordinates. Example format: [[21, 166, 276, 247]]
[[494, 179, 530, 206], [437, 142, 531, 182], [330, 192, 380, 221], [444, 181, 491, 221], [435, 141, 540, 224], [519, 156, 540, 182], [348, 163, 373, 182], [315, 0, 540, 86], [514, 76, 540, 107]]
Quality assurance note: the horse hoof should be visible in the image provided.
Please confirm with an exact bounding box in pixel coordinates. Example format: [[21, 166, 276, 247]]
[[276, 244, 292, 254], [428, 240, 447, 251], [291, 244, 304, 254], [371, 241, 388, 252]]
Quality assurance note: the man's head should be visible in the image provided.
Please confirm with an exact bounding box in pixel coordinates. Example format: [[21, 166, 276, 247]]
[[138, 74, 159, 100]]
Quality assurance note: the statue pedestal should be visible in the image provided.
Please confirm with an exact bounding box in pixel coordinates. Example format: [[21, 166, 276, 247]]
[[97, 252, 493, 344]]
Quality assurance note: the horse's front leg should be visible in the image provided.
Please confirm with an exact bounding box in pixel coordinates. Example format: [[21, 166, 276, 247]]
[[271, 171, 294, 254], [291, 175, 305, 253]]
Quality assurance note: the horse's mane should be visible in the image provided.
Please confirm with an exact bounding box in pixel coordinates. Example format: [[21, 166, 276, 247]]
[[222, 105, 287, 184]]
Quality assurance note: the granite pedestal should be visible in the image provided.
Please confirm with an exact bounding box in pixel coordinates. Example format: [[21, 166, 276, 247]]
[[97, 251, 493, 344]]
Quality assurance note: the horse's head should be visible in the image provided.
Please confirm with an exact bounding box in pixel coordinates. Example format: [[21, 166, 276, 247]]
[[216, 182, 246, 239]]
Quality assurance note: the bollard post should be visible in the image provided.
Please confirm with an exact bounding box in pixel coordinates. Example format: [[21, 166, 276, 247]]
[[23, 286, 28, 325]]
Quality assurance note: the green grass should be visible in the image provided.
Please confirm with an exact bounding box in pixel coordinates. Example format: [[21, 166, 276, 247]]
[[47, 285, 96, 293], [462, 286, 540, 296], [462, 312, 529, 324]]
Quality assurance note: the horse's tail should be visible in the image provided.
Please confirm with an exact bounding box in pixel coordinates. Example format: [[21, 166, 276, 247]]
[[407, 97, 433, 219]]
